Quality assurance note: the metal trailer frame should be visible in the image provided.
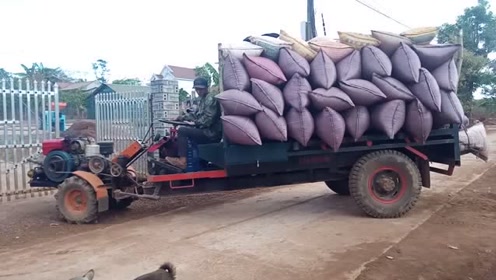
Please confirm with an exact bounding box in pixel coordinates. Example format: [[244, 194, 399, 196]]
[[146, 124, 461, 196]]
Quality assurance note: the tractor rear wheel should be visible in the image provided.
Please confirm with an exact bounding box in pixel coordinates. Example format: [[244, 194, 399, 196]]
[[349, 150, 422, 218], [324, 180, 350, 195], [56, 176, 98, 224]]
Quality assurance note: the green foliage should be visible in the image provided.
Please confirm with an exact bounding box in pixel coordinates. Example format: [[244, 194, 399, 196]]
[[92, 59, 109, 83], [59, 89, 89, 109], [194, 62, 220, 93], [16, 62, 74, 84], [178, 88, 190, 103], [112, 78, 142, 85], [439, 0, 496, 57], [0, 68, 10, 80], [438, 0, 496, 115]]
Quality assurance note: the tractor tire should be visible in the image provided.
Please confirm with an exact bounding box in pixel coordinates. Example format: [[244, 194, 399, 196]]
[[325, 180, 350, 195], [349, 150, 422, 218], [56, 176, 98, 224]]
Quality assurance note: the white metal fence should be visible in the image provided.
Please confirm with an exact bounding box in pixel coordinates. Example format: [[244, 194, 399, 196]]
[[95, 90, 151, 175], [0, 79, 60, 202]]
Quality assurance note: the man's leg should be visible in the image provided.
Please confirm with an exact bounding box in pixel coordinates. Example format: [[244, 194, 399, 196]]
[[165, 126, 211, 169]]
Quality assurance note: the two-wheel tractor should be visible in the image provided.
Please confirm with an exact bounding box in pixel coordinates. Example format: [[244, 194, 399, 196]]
[[55, 177, 135, 224]]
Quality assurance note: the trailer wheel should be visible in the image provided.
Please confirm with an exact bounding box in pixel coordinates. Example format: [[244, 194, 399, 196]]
[[56, 176, 98, 224], [349, 150, 421, 218], [325, 180, 350, 195]]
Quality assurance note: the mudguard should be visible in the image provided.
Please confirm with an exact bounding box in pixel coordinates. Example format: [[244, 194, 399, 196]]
[[72, 171, 109, 212]]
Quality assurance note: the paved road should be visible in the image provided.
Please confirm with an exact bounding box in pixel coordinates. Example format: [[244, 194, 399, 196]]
[[0, 133, 495, 280]]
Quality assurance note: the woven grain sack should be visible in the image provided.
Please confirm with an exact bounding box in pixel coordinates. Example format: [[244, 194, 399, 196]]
[[371, 100, 406, 139], [310, 50, 337, 89], [336, 50, 361, 81], [220, 42, 264, 59], [459, 122, 489, 161], [278, 48, 311, 79], [250, 78, 285, 116], [249, 35, 293, 61], [400, 27, 438, 45], [405, 99, 433, 143], [309, 87, 354, 111], [370, 30, 413, 57], [343, 106, 370, 141], [371, 73, 415, 101], [222, 53, 250, 91], [283, 74, 311, 111], [279, 29, 317, 61], [431, 58, 459, 91], [314, 107, 346, 152], [433, 90, 465, 127], [339, 79, 386, 106], [408, 68, 442, 112], [215, 89, 263, 116], [413, 44, 462, 70], [242, 53, 287, 85], [462, 115, 469, 128], [391, 42, 421, 83], [337, 31, 380, 49], [286, 107, 314, 146], [255, 106, 287, 141], [361, 45, 392, 80], [221, 115, 262, 145], [308, 37, 354, 63]]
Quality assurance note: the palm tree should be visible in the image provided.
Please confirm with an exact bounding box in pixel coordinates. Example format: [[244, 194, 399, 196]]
[[18, 62, 73, 84]]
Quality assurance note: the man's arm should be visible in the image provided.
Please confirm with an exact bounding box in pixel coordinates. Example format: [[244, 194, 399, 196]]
[[194, 96, 219, 129], [176, 112, 195, 122]]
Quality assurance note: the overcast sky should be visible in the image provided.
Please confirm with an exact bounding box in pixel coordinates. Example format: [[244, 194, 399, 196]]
[[0, 0, 489, 82]]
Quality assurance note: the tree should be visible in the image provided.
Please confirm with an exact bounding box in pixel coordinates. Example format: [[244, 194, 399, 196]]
[[178, 88, 190, 103], [17, 63, 73, 84], [59, 89, 90, 118], [438, 0, 496, 114], [0, 68, 11, 80], [194, 62, 220, 93], [92, 59, 109, 83], [112, 78, 142, 85], [439, 0, 496, 57]]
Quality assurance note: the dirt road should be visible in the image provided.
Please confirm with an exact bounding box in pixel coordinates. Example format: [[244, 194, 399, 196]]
[[0, 132, 495, 279]]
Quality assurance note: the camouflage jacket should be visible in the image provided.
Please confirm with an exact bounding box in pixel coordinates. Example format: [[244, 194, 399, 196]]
[[177, 93, 222, 140]]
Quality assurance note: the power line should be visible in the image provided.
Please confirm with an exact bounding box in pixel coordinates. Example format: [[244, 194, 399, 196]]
[[354, 0, 411, 29]]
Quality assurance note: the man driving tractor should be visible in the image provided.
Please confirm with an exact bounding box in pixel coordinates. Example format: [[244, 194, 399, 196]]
[[165, 77, 222, 170]]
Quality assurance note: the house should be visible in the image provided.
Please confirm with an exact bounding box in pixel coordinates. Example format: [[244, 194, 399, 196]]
[[58, 81, 101, 92], [86, 83, 151, 119], [150, 65, 196, 95]]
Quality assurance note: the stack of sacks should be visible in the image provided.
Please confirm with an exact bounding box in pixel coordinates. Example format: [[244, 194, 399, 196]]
[[216, 46, 288, 146], [216, 26, 465, 149], [335, 27, 464, 144]]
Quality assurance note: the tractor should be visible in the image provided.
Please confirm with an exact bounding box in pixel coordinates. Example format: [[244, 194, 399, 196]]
[[28, 116, 471, 223]]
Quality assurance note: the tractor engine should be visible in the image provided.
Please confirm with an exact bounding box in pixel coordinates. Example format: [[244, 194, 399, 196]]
[[29, 137, 114, 186]]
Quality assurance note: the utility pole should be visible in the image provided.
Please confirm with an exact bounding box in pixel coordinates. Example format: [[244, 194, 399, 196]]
[[305, 0, 317, 40]]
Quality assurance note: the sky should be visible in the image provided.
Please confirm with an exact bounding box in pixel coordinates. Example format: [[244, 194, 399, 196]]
[[0, 0, 491, 83]]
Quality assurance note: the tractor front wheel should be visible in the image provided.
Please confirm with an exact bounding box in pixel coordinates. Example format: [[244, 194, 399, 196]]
[[56, 176, 98, 224]]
